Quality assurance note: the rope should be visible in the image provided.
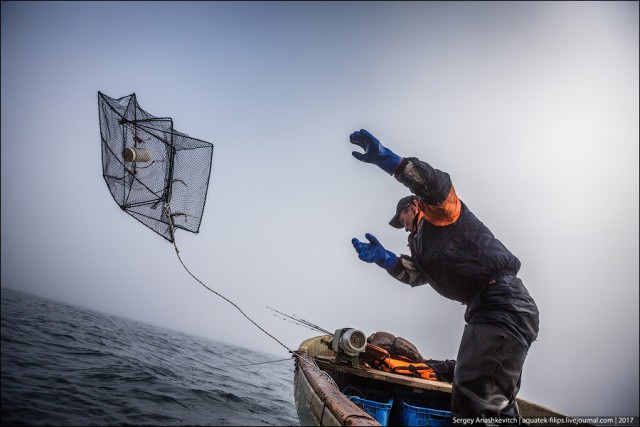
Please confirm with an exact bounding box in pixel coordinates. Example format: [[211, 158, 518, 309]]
[[164, 203, 294, 354], [162, 204, 337, 392]]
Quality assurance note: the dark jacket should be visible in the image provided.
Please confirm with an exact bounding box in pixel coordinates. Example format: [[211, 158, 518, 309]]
[[387, 157, 539, 348], [388, 157, 520, 304]]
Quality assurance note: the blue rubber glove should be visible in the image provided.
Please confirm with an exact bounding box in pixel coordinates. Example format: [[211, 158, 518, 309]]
[[351, 233, 397, 270], [350, 129, 402, 175]]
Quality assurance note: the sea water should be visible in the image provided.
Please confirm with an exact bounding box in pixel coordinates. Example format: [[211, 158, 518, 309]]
[[1, 288, 299, 426]]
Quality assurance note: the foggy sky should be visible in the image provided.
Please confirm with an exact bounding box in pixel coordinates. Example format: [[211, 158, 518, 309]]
[[1, 1, 638, 417]]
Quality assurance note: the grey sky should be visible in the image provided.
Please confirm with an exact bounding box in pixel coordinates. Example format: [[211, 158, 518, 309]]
[[1, 1, 638, 417]]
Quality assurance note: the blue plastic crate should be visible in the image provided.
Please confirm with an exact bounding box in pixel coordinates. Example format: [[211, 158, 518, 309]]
[[397, 399, 452, 426], [345, 393, 394, 426]]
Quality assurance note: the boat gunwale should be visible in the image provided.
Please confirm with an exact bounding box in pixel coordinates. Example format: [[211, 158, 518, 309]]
[[295, 351, 380, 426]]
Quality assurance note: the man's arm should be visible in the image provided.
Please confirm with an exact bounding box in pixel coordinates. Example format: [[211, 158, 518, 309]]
[[348, 129, 461, 226], [387, 254, 429, 287], [351, 234, 429, 287], [393, 157, 451, 204], [394, 158, 461, 226]]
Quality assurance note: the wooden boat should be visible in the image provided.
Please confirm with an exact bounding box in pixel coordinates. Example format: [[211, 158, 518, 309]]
[[293, 334, 566, 426]]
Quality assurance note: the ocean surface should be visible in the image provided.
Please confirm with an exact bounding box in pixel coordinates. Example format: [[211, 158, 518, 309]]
[[1, 288, 299, 426]]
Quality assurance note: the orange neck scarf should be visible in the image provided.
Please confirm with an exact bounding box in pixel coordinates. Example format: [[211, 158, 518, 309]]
[[412, 185, 462, 231]]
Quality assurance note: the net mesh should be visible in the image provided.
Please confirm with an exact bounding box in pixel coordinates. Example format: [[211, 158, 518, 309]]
[[98, 92, 213, 242]]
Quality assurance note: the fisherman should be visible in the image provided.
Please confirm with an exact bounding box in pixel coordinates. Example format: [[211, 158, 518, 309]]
[[349, 129, 539, 421]]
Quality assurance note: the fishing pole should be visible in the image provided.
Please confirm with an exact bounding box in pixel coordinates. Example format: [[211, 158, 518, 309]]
[[271, 313, 325, 333], [267, 306, 332, 335]]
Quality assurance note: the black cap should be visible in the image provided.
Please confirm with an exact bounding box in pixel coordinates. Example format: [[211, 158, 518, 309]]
[[389, 195, 418, 228]]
